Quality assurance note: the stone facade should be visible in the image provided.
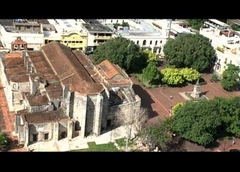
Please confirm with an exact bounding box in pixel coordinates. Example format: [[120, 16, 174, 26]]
[[0, 41, 141, 148]]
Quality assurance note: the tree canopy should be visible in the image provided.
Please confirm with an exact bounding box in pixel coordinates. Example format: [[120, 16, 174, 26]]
[[143, 49, 158, 62], [143, 96, 240, 148], [179, 68, 200, 83], [187, 19, 206, 30], [221, 64, 240, 91], [161, 68, 185, 85], [141, 119, 173, 150], [0, 133, 8, 151], [171, 100, 222, 146], [214, 97, 240, 136], [142, 61, 161, 85], [93, 37, 147, 73], [163, 34, 216, 72]]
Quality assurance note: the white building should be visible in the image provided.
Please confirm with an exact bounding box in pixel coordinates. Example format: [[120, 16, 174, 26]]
[[100, 19, 173, 55], [81, 19, 114, 53], [0, 19, 44, 50], [200, 25, 240, 74]]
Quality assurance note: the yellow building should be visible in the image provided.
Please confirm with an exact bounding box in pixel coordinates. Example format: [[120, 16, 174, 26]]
[[42, 21, 88, 52], [61, 31, 88, 51], [44, 31, 88, 52]]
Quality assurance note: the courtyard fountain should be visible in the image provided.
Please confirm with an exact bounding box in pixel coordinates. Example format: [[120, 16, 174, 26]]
[[179, 79, 209, 101]]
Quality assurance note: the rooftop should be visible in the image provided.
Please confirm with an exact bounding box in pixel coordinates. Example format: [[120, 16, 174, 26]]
[[28, 51, 55, 75], [5, 67, 27, 76], [10, 74, 29, 83], [0, 19, 43, 34], [114, 19, 162, 36], [41, 42, 104, 95], [26, 95, 49, 106], [23, 108, 68, 124], [96, 60, 131, 87], [47, 19, 88, 35], [208, 19, 229, 28], [83, 19, 113, 33], [228, 19, 240, 26], [4, 58, 24, 68]]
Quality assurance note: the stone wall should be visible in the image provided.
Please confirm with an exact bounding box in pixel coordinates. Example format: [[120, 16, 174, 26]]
[[18, 125, 26, 145], [85, 95, 96, 135], [93, 94, 103, 136], [101, 92, 109, 130], [18, 82, 30, 92], [28, 123, 54, 143], [29, 76, 39, 95], [29, 104, 50, 113]]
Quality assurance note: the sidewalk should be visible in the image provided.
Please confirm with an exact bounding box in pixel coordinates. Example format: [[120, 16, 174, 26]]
[[27, 126, 128, 152]]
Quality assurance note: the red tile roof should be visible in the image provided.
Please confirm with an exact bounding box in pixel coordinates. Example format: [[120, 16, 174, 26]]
[[96, 60, 131, 86], [23, 108, 68, 124], [41, 42, 104, 95], [26, 95, 49, 106], [97, 60, 123, 79]]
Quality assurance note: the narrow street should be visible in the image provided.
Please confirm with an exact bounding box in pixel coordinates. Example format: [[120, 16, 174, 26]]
[[0, 78, 27, 151]]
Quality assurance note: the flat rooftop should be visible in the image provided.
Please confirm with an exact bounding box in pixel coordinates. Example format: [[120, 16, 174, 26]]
[[228, 19, 240, 26], [0, 19, 42, 34], [115, 19, 162, 36], [208, 19, 229, 27], [46, 19, 87, 35], [23, 108, 69, 124], [83, 19, 113, 33]]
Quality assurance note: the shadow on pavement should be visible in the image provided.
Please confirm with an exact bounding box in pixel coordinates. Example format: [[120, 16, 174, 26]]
[[132, 84, 158, 119]]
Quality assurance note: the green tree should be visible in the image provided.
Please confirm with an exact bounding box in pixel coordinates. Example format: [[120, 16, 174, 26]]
[[187, 19, 206, 30], [211, 74, 219, 82], [172, 102, 184, 116], [163, 34, 216, 72], [215, 97, 240, 136], [143, 49, 158, 62], [141, 119, 173, 150], [221, 64, 240, 91], [0, 133, 8, 151], [161, 68, 185, 85], [142, 61, 161, 85], [179, 68, 200, 83], [93, 37, 147, 73], [172, 100, 222, 146]]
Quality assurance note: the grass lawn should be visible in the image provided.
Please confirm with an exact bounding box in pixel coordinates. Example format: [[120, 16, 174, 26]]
[[115, 138, 135, 147], [135, 73, 152, 88], [70, 142, 121, 152]]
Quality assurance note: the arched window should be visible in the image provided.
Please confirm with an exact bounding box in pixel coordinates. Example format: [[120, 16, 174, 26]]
[[143, 40, 146, 45]]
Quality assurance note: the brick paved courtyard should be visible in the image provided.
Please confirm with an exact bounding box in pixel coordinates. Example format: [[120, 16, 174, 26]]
[[131, 73, 240, 151]]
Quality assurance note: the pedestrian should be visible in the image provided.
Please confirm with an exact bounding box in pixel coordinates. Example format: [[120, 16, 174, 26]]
[[232, 140, 235, 145]]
